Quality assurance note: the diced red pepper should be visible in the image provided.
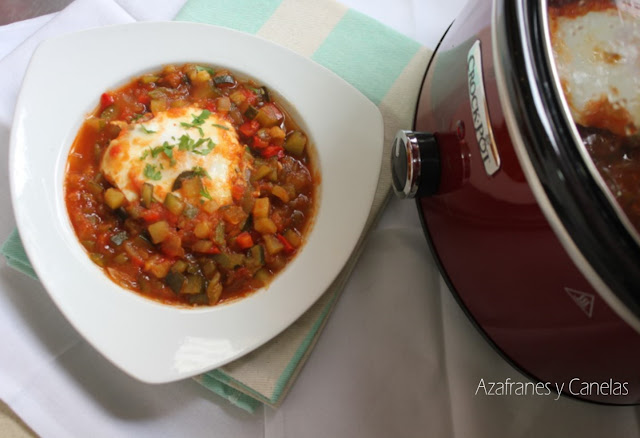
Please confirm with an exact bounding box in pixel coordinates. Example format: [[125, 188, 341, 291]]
[[204, 100, 217, 112], [261, 146, 284, 159], [277, 234, 295, 253], [137, 93, 151, 105], [100, 92, 115, 111], [231, 184, 245, 202], [252, 135, 269, 149], [140, 203, 164, 223], [239, 120, 260, 137], [236, 232, 254, 250], [240, 88, 258, 105]]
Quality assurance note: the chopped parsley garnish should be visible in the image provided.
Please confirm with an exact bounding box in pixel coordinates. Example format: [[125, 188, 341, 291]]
[[192, 166, 211, 179], [139, 142, 175, 165], [193, 138, 215, 155], [211, 123, 229, 131], [139, 149, 151, 160], [150, 141, 176, 165], [132, 113, 144, 121], [140, 125, 156, 134], [200, 185, 213, 200], [178, 134, 192, 151], [180, 122, 204, 137], [177, 134, 216, 155], [143, 164, 162, 181], [180, 110, 211, 137], [196, 65, 216, 75]]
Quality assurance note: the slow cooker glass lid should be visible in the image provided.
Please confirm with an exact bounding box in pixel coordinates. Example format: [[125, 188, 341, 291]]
[[544, 0, 640, 241]]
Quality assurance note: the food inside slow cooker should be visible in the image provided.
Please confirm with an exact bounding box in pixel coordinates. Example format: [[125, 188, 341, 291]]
[[64, 63, 318, 306], [549, 0, 640, 231]]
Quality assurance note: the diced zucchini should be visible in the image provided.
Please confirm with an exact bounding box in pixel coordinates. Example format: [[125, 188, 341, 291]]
[[141, 183, 154, 208], [87, 180, 104, 196], [207, 281, 223, 305], [252, 197, 270, 219], [140, 74, 159, 84], [171, 259, 188, 274], [188, 293, 209, 305], [186, 262, 199, 275], [90, 252, 105, 267], [222, 205, 247, 225], [253, 268, 271, 285], [148, 89, 167, 99], [203, 199, 219, 214], [172, 171, 196, 190], [104, 188, 125, 209], [165, 271, 186, 294], [145, 256, 171, 278], [213, 253, 245, 270], [263, 234, 284, 255], [254, 103, 283, 127], [254, 217, 277, 235], [192, 240, 214, 253], [194, 69, 211, 83], [268, 126, 286, 140], [244, 105, 259, 119], [229, 90, 246, 105], [252, 165, 272, 182], [150, 98, 167, 114], [202, 259, 218, 279], [214, 222, 225, 246], [164, 193, 185, 215], [246, 245, 265, 269], [217, 96, 231, 112], [181, 178, 202, 199], [123, 238, 151, 263], [213, 74, 235, 87], [284, 229, 302, 248], [257, 86, 270, 102], [182, 274, 204, 294], [85, 116, 105, 132], [194, 221, 211, 239], [148, 220, 170, 244], [284, 131, 307, 156], [100, 105, 118, 121], [113, 253, 129, 264], [138, 274, 152, 293], [271, 185, 290, 203]]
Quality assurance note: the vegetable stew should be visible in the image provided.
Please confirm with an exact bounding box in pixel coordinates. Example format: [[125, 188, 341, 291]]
[[64, 63, 318, 306]]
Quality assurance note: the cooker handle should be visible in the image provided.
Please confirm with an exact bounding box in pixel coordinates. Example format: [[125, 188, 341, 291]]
[[390, 130, 440, 198]]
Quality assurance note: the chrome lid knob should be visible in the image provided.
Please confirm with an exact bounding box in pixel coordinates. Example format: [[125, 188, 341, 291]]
[[391, 130, 440, 199]]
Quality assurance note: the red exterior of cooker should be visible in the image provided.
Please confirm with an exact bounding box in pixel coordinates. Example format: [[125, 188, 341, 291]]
[[416, 1, 640, 404]]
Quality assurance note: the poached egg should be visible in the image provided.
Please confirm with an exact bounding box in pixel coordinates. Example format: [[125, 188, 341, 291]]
[[101, 106, 246, 206]]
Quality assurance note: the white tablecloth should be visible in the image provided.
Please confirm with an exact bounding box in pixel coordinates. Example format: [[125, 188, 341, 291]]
[[1, 0, 640, 437]]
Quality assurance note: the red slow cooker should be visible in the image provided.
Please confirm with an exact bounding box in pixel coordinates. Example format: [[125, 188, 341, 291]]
[[391, 0, 640, 405]]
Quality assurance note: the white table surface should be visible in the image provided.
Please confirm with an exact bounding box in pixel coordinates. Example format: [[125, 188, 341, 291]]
[[1, 0, 640, 437]]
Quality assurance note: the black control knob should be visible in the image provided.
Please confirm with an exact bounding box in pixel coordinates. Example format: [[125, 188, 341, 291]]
[[391, 130, 440, 198]]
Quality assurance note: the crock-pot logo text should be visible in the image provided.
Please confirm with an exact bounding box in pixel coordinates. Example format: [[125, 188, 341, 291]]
[[475, 377, 629, 400], [467, 40, 501, 176]]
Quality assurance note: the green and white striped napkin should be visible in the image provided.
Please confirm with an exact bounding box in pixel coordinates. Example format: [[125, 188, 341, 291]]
[[2, 0, 431, 413]]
